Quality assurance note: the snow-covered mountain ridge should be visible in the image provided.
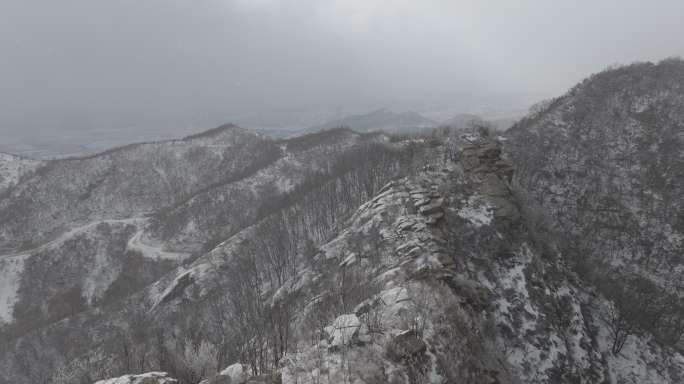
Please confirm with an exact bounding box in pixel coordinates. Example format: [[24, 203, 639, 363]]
[[1, 60, 684, 384], [0, 125, 421, 383], [98, 130, 683, 384]]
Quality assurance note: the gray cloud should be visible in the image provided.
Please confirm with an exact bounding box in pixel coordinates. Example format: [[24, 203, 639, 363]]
[[1, 0, 683, 137]]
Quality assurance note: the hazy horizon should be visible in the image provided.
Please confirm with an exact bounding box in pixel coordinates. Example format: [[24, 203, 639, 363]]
[[2, 0, 683, 144]]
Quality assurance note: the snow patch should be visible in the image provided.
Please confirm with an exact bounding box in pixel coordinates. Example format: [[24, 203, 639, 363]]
[[219, 363, 248, 383], [457, 195, 493, 227], [82, 249, 119, 303], [127, 230, 189, 261], [593, 299, 684, 384], [0, 254, 28, 323], [94, 371, 177, 384]]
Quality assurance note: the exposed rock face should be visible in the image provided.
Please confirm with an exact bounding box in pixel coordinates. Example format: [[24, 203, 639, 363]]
[[218, 363, 248, 383], [461, 137, 519, 223], [325, 314, 363, 349], [276, 164, 518, 384], [409, 182, 446, 225], [385, 330, 427, 362], [462, 141, 514, 182]]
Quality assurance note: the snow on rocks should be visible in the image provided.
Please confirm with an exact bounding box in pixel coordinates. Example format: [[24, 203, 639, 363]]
[[456, 195, 493, 227], [418, 198, 444, 215], [94, 372, 177, 384], [153, 270, 195, 306], [326, 314, 362, 348], [485, 246, 563, 382], [408, 184, 446, 226], [339, 252, 357, 267], [202, 364, 282, 384], [82, 248, 121, 304], [219, 363, 249, 383]]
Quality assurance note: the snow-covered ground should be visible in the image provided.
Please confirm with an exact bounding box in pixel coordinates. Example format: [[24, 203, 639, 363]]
[[127, 229, 189, 261], [0, 254, 29, 323], [456, 194, 493, 227]]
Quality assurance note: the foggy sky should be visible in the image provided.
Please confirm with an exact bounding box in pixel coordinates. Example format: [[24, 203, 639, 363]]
[[2, 0, 683, 136]]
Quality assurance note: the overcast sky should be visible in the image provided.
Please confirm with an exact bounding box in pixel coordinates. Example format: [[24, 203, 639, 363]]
[[1, 0, 683, 137]]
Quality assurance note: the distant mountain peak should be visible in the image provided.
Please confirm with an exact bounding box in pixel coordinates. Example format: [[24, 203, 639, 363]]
[[181, 123, 245, 141], [310, 108, 436, 134]]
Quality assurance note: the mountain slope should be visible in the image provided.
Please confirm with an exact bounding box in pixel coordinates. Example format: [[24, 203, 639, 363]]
[[0, 124, 282, 252], [0, 127, 382, 331], [0, 126, 421, 383], [0, 128, 428, 382], [506, 59, 684, 288], [148, 128, 387, 251], [504, 58, 684, 380], [0, 124, 289, 335]]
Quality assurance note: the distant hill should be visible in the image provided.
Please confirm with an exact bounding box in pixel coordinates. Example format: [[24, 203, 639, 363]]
[[440, 113, 520, 131], [489, 116, 518, 131], [440, 113, 486, 128], [309, 108, 436, 134]]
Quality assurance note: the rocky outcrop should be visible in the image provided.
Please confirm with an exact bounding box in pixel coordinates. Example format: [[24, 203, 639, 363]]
[[410, 185, 446, 225], [461, 137, 519, 223], [385, 330, 427, 362], [325, 314, 365, 350], [94, 372, 177, 384], [201, 365, 282, 384], [462, 141, 514, 183]]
